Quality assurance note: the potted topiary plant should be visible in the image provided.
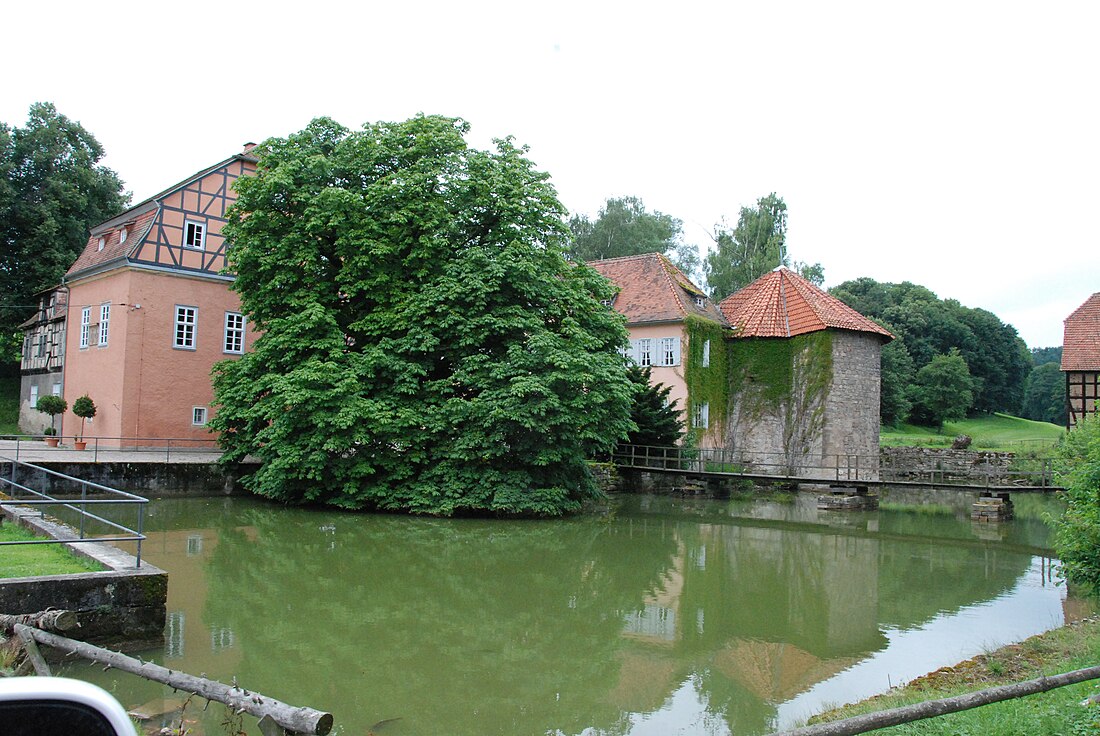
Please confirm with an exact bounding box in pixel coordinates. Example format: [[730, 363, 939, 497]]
[[72, 394, 96, 450], [35, 395, 67, 447]]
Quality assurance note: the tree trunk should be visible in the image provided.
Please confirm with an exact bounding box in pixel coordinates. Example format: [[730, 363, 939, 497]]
[[771, 664, 1100, 736], [0, 610, 79, 636], [18, 626, 333, 736]]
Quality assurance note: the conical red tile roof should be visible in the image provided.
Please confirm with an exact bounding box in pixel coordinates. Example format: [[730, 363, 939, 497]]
[[1062, 293, 1100, 371], [718, 267, 892, 340]]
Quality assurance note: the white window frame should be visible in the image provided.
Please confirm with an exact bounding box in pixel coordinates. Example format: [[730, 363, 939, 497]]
[[223, 312, 245, 354], [119, 226, 127, 244], [97, 303, 110, 346], [637, 338, 653, 367], [52, 382, 61, 396], [80, 307, 90, 349], [29, 384, 38, 409], [658, 337, 681, 367], [702, 339, 711, 368], [175, 306, 197, 349], [192, 406, 208, 426], [693, 402, 710, 429], [183, 221, 206, 250]]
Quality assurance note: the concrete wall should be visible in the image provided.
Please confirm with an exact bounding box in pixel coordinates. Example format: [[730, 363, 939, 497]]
[[18, 372, 64, 435], [0, 503, 167, 649], [7, 461, 257, 497]]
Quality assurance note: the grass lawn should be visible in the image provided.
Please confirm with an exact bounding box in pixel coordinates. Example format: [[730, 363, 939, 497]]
[[0, 522, 105, 578], [881, 413, 1065, 453], [806, 614, 1100, 735]]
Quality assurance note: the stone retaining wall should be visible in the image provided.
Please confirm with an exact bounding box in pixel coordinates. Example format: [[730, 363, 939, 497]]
[[8, 461, 259, 496], [0, 503, 167, 650], [880, 446, 1015, 483]]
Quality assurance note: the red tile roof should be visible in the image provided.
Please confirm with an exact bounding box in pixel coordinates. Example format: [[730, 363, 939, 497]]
[[588, 253, 727, 326], [719, 267, 893, 340], [1062, 293, 1100, 371], [66, 207, 157, 277]]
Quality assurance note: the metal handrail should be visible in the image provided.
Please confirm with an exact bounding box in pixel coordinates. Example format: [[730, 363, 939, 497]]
[[610, 444, 1057, 488], [0, 434, 220, 463], [0, 455, 148, 567]]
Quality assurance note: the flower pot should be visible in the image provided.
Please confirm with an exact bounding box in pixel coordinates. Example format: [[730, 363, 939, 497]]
[[45, 438, 59, 448], [74, 440, 87, 451]]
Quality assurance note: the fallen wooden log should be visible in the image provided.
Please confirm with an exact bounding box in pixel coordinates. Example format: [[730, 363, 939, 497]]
[[17, 625, 333, 736], [0, 609, 78, 636], [770, 663, 1100, 736]]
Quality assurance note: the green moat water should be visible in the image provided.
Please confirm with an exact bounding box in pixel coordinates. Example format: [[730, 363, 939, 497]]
[[67, 492, 1080, 735]]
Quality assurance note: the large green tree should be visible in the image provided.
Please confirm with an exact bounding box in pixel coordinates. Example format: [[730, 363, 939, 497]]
[[567, 195, 682, 261], [908, 349, 975, 427], [0, 103, 129, 359], [211, 115, 634, 516], [830, 277, 1030, 421], [704, 193, 822, 300], [1020, 361, 1066, 426], [567, 196, 702, 280]]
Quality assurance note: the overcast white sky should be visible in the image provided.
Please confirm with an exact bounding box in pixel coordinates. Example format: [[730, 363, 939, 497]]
[[5, 0, 1097, 348]]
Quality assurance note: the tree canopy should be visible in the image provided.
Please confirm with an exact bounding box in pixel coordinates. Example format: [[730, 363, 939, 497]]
[[704, 193, 823, 300], [830, 277, 1030, 424], [908, 349, 975, 427], [0, 103, 129, 360], [211, 114, 634, 516], [567, 196, 701, 279]]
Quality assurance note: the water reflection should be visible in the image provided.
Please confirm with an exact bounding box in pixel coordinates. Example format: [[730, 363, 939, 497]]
[[76, 493, 1076, 736]]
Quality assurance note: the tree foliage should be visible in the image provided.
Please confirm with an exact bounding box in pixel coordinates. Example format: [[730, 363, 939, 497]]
[[0, 103, 128, 360], [211, 115, 634, 516], [1020, 361, 1066, 426], [879, 333, 914, 426], [567, 196, 682, 261], [624, 365, 682, 447], [830, 277, 1030, 424], [908, 349, 975, 427], [705, 194, 779, 300], [1054, 414, 1100, 595]]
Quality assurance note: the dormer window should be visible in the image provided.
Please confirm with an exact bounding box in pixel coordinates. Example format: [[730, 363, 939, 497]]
[[119, 226, 127, 244], [694, 295, 706, 308], [97, 236, 105, 251], [184, 221, 206, 250]]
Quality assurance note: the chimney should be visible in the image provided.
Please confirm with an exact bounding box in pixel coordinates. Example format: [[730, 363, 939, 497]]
[[243, 141, 257, 153]]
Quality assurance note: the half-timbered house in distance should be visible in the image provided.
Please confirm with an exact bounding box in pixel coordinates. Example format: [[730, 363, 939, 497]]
[[1062, 292, 1100, 428]]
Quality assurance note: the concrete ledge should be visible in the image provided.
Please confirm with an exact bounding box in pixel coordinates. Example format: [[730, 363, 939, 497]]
[[0, 502, 167, 650], [5, 461, 259, 497]]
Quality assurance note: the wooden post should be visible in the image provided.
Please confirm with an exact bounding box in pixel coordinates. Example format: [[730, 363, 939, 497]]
[[17, 626, 333, 736]]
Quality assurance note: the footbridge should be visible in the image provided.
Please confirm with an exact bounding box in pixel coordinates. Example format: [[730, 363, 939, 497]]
[[609, 445, 1062, 494]]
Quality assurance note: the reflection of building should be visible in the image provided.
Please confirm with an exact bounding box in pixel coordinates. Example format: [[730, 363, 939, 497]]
[[18, 286, 68, 433], [147, 528, 242, 675], [615, 523, 885, 709], [1063, 293, 1100, 428]]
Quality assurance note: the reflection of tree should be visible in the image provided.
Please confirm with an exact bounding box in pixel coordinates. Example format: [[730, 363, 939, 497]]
[[139, 494, 1048, 736], [202, 507, 678, 736]]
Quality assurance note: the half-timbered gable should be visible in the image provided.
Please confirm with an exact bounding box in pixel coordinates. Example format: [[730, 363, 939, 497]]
[[49, 146, 260, 446], [1062, 292, 1100, 428], [18, 286, 68, 432]]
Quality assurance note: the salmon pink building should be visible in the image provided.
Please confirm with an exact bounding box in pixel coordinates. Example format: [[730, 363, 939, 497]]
[[57, 147, 259, 446], [589, 253, 730, 447]]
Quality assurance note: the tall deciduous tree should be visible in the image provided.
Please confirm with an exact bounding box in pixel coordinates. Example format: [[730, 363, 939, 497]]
[[705, 193, 821, 300], [908, 349, 975, 427], [1020, 361, 1066, 426], [568, 196, 684, 262], [0, 103, 129, 360], [211, 115, 634, 516]]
